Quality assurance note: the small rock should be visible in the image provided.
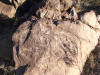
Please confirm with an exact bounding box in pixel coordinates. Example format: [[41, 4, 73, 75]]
[[0, 2, 16, 18], [80, 10, 100, 29]]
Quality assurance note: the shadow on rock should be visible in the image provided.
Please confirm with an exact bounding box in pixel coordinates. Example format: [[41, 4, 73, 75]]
[[15, 65, 28, 75]]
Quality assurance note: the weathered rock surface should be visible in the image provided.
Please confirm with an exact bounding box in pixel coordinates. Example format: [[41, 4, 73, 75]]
[[36, 0, 74, 19], [0, 0, 100, 75], [0, 0, 26, 18], [0, 1, 16, 18], [12, 10, 100, 75], [81, 10, 100, 29]]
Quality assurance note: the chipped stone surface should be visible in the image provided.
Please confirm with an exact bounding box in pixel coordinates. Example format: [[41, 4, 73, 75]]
[[0, 0, 100, 75], [12, 13, 100, 75], [36, 0, 74, 20], [81, 10, 100, 29]]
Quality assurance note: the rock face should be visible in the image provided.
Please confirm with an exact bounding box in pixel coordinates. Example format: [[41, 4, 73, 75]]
[[36, 0, 73, 19], [81, 10, 100, 29], [0, 0, 26, 18], [0, 0, 74, 18], [0, 0, 100, 75], [0, 1, 16, 18], [12, 10, 100, 75]]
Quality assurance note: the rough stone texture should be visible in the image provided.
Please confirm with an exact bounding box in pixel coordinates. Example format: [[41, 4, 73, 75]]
[[12, 10, 100, 75], [0, 0, 26, 18], [0, 0, 100, 75], [0, 0, 74, 19], [81, 10, 100, 29], [36, 0, 73, 20], [0, 1, 16, 18]]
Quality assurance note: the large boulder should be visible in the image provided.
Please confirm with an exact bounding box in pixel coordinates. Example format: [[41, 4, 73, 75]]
[[12, 10, 100, 75]]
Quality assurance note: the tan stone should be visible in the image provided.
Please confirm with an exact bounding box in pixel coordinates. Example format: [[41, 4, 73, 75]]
[[0, 2, 16, 18], [36, 0, 73, 20], [81, 10, 100, 29], [12, 13, 100, 75]]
